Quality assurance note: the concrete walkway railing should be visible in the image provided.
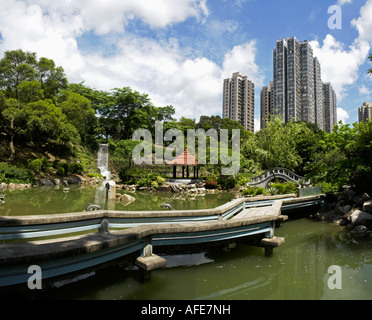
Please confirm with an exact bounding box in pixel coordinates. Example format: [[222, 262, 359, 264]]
[[0, 195, 296, 242]]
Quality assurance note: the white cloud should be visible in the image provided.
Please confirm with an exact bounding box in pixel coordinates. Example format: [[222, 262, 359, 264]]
[[337, 108, 350, 124], [24, 0, 209, 33], [254, 118, 260, 133], [310, 35, 370, 101], [359, 85, 372, 96], [351, 0, 372, 43], [337, 0, 353, 6], [82, 37, 261, 120], [222, 41, 265, 88], [310, 0, 372, 102], [0, 0, 263, 122]]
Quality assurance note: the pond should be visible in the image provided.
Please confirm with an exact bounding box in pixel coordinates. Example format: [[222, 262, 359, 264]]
[[0, 186, 236, 216], [2, 187, 372, 300]]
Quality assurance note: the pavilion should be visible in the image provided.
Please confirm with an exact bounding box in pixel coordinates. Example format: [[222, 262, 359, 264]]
[[166, 147, 199, 179]]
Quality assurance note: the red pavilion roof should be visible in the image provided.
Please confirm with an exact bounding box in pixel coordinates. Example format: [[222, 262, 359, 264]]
[[166, 147, 198, 166]]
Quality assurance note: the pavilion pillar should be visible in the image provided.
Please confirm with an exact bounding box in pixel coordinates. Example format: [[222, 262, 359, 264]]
[[173, 166, 177, 179]]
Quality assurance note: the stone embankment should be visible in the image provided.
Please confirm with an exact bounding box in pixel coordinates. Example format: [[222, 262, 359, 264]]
[[0, 175, 103, 191], [313, 189, 372, 239], [117, 181, 221, 195]]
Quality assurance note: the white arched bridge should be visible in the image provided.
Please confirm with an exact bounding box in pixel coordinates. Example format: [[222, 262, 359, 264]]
[[248, 168, 310, 189]]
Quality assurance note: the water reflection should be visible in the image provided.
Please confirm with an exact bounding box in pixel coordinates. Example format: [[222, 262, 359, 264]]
[[3, 187, 372, 300], [41, 219, 372, 300], [0, 186, 236, 216]]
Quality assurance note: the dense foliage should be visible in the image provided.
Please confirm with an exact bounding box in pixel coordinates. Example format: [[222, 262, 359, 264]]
[[1, 49, 372, 193]]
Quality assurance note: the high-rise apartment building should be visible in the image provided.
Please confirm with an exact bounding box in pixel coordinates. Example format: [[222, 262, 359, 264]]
[[268, 37, 337, 133], [323, 83, 337, 133], [260, 82, 273, 130], [314, 57, 325, 131], [359, 102, 372, 122], [223, 72, 255, 132], [273, 37, 315, 123]]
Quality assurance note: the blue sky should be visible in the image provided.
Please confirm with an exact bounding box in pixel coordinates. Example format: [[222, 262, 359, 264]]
[[0, 0, 372, 129]]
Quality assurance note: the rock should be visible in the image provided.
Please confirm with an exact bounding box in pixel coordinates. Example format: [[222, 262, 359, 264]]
[[344, 189, 357, 202], [362, 200, 372, 214], [361, 193, 372, 203], [158, 185, 171, 192], [350, 210, 372, 227], [67, 176, 82, 185], [350, 225, 369, 239], [39, 179, 55, 187], [336, 203, 352, 216], [319, 210, 337, 221], [119, 194, 136, 203]]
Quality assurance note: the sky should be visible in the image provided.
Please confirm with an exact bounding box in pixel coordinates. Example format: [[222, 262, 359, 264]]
[[1, 0, 372, 131]]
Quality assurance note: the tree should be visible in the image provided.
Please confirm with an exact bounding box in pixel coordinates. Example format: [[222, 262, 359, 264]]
[[23, 99, 78, 145], [255, 117, 302, 170], [99, 87, 175, 140], [369, 52, 372, 75], [1, 98, 22, 160], [37, 57, 68, 99], [0, 50, 67, 101], [58, 90, 97, 143], [0, 50, 38, 99]]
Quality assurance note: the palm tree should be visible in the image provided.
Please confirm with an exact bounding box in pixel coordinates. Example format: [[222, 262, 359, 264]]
[[369, 53, 372, 75]]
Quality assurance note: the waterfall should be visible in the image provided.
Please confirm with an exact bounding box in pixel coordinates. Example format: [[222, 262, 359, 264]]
[[97, 144, 111, 179], [95, 144, 112, 206]]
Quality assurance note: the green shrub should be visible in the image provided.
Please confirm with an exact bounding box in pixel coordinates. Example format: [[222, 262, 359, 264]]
[[136, 174, 165, 189], [242, 187, 268, 197], [269, 181, 298, 195], [70, 163, 84, 175], [27, 158, 51, 173], [317, 182, 340, 194], [217, 176, 237, 190], [267, 187, 279, 195], [205, 177, 218, 189], [0, 163, 34, 184], [236, 173, 252, 187], [56, 165, 65, 177]]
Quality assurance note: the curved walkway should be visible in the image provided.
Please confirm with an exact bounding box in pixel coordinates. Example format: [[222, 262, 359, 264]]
[[248, 168, 310, 189]]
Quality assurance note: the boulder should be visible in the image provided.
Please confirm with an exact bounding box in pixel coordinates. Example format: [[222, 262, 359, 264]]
[[336, 203, 352, 216], [361, 193, 372, 203], [67, 176, 82, 185], [344, 189, 357, 202], [362, 200, 372, 214], [350, 225, 369, 239], [119, 194, 136, 203], [350, 210, 372, 227], [158, 185, 171, 192], [39, 179, 55, 187]]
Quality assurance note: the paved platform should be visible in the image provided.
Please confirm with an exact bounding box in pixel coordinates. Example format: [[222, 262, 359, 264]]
[[232, 207, 277, 220]]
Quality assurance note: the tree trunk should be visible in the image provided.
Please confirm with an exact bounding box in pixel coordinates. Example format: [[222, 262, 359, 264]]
[[8, 119, 16, 162]]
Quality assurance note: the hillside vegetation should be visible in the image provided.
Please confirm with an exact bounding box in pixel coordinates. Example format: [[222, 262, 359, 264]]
[[0, 49, 371, 194]]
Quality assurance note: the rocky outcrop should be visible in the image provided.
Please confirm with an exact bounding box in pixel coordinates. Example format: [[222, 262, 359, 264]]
[[1, 182, 33, 191], [116, 193, 136, 203], [117, 181, 212, 195], [313, 189, 372, 239], [168, 183, 207, 195]]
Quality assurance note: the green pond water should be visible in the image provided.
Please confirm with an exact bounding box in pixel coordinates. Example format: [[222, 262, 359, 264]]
[[2, 186, 372, 300]]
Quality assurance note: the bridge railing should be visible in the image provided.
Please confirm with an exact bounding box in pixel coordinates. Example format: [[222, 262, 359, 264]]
[[0, 199, 244, 242], [0, 195, 295, 243], [248, 168, 309, 185]]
